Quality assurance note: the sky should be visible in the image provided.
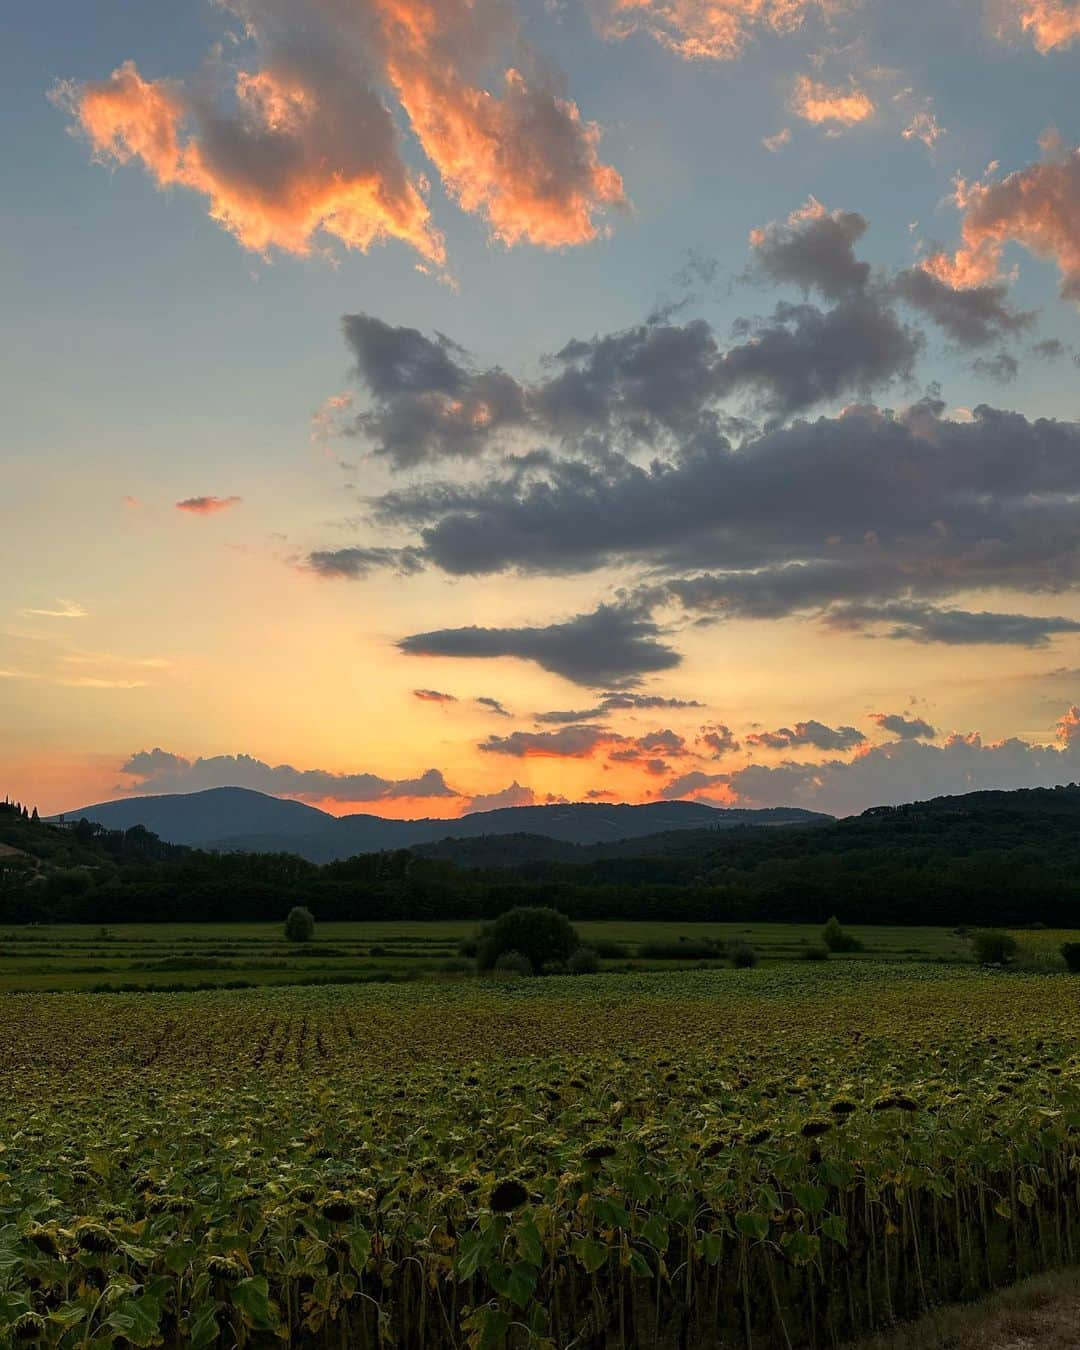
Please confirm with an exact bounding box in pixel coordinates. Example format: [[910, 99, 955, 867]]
[[4, 0, 1080, 821]]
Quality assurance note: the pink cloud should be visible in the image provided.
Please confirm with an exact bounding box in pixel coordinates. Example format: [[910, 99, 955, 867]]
[[790, 74, 874, 127], [599, 0, 831, 62], [924, 142, 1080, 300], [175, 495, 242, 515]]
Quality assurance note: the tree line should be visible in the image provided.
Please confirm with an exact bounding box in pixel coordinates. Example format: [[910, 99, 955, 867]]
[[4, 784, 1080, 927]]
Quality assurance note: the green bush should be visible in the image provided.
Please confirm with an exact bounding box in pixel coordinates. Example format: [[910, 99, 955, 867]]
[[587, 938, 628, 959], [492, 950, 533, 977], [284, 907, 315, 943], [727, 939, 759, 969], [1061, 942, 1080, 973], [822, 916, 863, 953], [567, 946, 600, 975], [475, 907, 579, 972], [801, 943, 830, 962], [971, 931, 1019, 967]]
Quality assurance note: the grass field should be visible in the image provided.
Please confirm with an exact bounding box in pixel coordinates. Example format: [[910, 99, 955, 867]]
[[2, 961, 1080, 1346], [1, 919, 1074, 991]]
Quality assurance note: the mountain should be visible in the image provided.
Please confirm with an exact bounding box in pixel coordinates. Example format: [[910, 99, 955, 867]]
[[53, 787, 830, 862]]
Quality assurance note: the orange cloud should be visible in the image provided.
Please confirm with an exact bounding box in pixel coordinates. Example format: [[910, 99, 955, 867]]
[[791, 74, 874, 127], [1057, 704, 1080, 744], [600, 0, 830, 62], [60, 0, 624, 261], [175, 495, 242, 515], [372, 0, 626, 247], [924, 145, 1080, 299], [61, 59, 443, 263], [1013, 0, 1080, 53]]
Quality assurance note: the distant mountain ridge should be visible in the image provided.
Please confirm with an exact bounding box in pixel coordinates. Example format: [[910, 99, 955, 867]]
[[52, 786, 831, 862]]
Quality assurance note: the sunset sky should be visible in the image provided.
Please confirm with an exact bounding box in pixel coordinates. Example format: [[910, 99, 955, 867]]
[[5, 0, 1080, 820]]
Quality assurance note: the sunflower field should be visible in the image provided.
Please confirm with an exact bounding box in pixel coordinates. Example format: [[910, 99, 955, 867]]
[[2, 963, 1080, 1347]]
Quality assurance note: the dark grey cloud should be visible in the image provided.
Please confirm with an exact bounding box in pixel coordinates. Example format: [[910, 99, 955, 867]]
[[698, 724, 740, 757], [374, 404, 1080, 623], [713, 727, 1080, 817], [478, 725, 618, 757], [535, 691, 702, 723], [339, 314, 529, 467], [307, 546, 425, 578], [413, 688, 457, 704], [746, 720, 867, 751], [1032, 338, 1067, 361], [121, 749, 458, 801], [891, 269, 1034, 348], [972, 350, 1020, 383], [749, 202, 871, 299], [476, 696, 512, 717], [827, 601, 1080, 647], [398, 603, 681, 688], [659, 770, 729, 800], [870, 711, 936, 740]]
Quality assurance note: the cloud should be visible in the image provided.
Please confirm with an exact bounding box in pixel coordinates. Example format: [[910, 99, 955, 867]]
[[476, 695, 512, 716], [891, 268, 1034, 347], [749, 198, 870, 299], [1057, 704, 1080, 743], [659, 769, 729, 799], [398, 602, 681, 687], [717, 717, 1080, 815], [121, 495, 142, 508], [972, 350, 1020, 382], [596, 0, 831, 62], [927, 141, 1080, 302], [371, 401, 1080, 626], [790, 75, 874, 128], [57, 0, 624, 264], [902, 111, 942, 150], [698, 723, 741, 756], [56, 52, 443, 264], [378, 0, 627, 249], [465, 780, 536, 811], [1009, 1, 1080, 53], [120, 747, 458, 801], [870, 711, 936, 740], [1032, 337, 1067, 359], [17, 600, 88, 619], [478, 724, 619, 757], [536, 691, 703, 723], [306, 546, 425, 578], [828, 601, 1080, 647], [338, 314, 529, 467], [763, 128, 792, 152], [176, 496, 242, 515], [746, 719, 866, 750], [413, 688, 457, 703]]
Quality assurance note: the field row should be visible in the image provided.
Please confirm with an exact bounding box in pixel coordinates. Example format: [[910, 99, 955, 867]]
[[2, 964, 1080, 1345]]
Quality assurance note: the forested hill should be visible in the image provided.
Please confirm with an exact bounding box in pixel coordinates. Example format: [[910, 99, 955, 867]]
[[5, 781, 1080, 927]]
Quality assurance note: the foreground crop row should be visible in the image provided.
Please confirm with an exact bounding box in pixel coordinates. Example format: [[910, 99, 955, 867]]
[[1, 965, 1079, 1347]]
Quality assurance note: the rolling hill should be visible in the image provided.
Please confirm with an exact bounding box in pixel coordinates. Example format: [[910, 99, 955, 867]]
[[52, 787, 831, 862]]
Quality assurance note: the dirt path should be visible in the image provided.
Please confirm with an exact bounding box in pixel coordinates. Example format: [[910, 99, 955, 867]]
[[852, 1271, 1080, 1349]]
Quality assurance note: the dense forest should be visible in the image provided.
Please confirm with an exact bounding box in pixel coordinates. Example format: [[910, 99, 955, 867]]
[[4, 784, 1080, 927]]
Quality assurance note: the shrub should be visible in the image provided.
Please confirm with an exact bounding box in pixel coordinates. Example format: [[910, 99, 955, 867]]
[[801, 943, 830, 962], [1061, 942, 1080, 973], [458, 937, 479, 958], [971, 931, 1019, 967], [492, 950, 533, 978], [588, 938, 628, 959], [638, 938, 720, 960], [568, 946, 600, 975], [822, 916, 863, 953], [475, 907, 579, 973], [284, 907, 315, 943], [727, 939, 758, 969]]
